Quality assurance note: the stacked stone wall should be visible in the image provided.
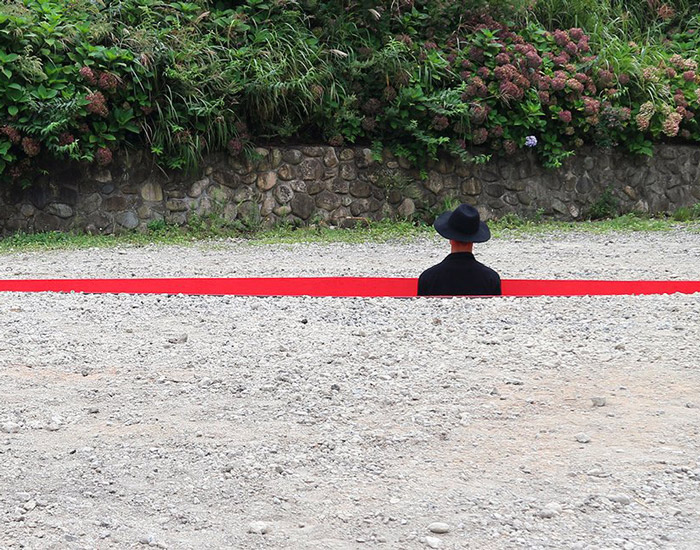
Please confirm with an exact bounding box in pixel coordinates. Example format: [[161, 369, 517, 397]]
[[1, 144, 699, 235]]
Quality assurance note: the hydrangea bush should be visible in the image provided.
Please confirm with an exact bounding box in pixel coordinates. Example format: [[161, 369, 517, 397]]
[[0, 0, 699, 184]]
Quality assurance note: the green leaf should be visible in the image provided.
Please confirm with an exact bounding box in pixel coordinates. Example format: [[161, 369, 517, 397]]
[[8, 105, 18, 116]]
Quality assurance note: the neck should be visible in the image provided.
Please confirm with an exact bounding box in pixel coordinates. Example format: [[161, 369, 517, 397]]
[[450, 240, 473, 254]]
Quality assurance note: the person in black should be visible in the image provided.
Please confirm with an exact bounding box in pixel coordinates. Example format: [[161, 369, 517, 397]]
[[418, 203, 501, 296]]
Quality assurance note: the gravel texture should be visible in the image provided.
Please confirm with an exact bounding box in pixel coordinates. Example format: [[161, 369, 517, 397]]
[[1, 230, 700, 549]]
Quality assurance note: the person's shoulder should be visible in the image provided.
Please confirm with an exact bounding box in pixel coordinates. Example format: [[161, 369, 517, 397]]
[[475, 260, 501, 280], [419, 261, 444, 280]]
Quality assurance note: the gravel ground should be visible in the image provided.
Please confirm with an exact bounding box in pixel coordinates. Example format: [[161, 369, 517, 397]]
[[1, 230, 699, 550]]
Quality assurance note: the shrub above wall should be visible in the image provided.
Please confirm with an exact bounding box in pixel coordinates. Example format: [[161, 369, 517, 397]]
[[1, 0, 700, 187]]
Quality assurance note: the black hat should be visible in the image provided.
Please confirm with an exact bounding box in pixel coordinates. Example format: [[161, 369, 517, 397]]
[[434, 203, 491, 243]]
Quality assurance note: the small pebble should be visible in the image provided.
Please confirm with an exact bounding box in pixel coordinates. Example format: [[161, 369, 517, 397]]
[[427, 522, 450, 534], [1, 422, 20, 434], [591, 396, 606, 407], [23, 500, 36, 511], [248, 521, 270, 534], [424, 536, 443, 549], [575, 433, 591, 443], [608, 494, 632, 505]]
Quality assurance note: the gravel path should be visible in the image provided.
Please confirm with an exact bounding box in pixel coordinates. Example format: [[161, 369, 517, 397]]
[[1, 230, 699, 549]]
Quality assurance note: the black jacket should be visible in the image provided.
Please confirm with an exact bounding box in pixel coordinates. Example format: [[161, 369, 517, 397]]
[[418, 252, 501, 296]]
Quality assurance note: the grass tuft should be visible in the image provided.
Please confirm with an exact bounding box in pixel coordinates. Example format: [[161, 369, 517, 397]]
[[0, 212, 699, 255]]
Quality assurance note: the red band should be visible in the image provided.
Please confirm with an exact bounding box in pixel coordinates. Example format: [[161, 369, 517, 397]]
[[0, 277, 698, 297]]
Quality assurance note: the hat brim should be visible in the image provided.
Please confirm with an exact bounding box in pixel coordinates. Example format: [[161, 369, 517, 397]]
[[434, 210, 491, 243]]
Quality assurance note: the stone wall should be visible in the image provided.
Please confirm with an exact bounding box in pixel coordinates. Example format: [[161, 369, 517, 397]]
[[1, 144, 699, 235]]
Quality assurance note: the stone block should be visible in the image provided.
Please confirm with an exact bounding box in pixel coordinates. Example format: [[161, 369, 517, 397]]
[[261, 195, 277, 216], [306, 179, 324, 195], [349, 180, 371, 198], [665, 186, 685, 203], [425, 172, 443, 194], [300, 159, 324, 181], [289, 180, 307, 193], [34, 212, 64, 232], [443, 175, 460, 189], [233, 186, 253, 203], [455, 162, 472, 178], [46, 203, 73, 219], [323, 148, 339, 168], [223, 202, 238, 221], [83, 213, 112, 234], [257, 172, 277, 191], [82, 193, 102, 214], [356, 148, 374, 169], [622, 185, 637, 200], [197, 197, 213, 215], [575, 176, 593, 195], [551, 198, 569, 215], [141, 180, 164, 201], [273, 205, 292, 217], [188, 179, 208, 198], [462, 178, 481, 195], [165, 211, 187, 225], [282, 149, 304, 164], [504, 178, 525, 191], [397, 198, 415, 218], [338, 216, 370, 229], [350, 199, 370, 216], [274, 184, 294, 204], [290, 193, 315, 220], [476, 205, 493, 221], [102, 195, 127, 211], [340, 163, 357, 181], [277, 164, 296, 181], [330, 206, 351, 223], [479, 167, 500, 182], [331, 178, 350, 194], [339, 148, 355, 161], [502, 193, 519, 206], [301, 146, 324, 157], [116, 211, 139, 229], [270, 148, 283, 169], [485, 183, 504, 197], [517, 160, 537, 179], [166, 199, 188, 212], [387, 190, 402, 204], [436, 157, 453, 175], [315, 190, 341, 211], [517, 192, 532, 206], [94, 169, 112, 183]]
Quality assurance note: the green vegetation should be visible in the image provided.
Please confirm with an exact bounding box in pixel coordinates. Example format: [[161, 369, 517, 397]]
[[1, 0, 700, 184], [1, 211, 698, 253]]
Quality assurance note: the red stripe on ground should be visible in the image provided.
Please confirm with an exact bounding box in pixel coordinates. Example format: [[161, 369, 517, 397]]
[[501, 279, 700, 296], [0, 278, 699, 297], [0, 277, 418, 297]]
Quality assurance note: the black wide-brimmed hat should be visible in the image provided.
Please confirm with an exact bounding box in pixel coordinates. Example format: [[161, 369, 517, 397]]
[[434, 203, 491, 243]]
